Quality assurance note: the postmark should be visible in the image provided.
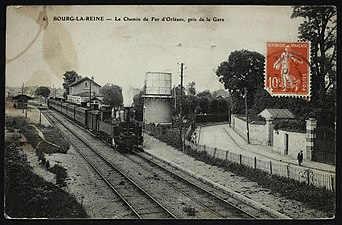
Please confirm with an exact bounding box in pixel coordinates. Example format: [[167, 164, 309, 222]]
[[265, 42, 310, 98]]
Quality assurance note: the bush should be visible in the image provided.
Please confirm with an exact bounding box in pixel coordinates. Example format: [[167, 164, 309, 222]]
[[37, 140, 68, 154], [42, 127, 70, 152], [195, 113, 229, 123], [48, 164, 68, 187], [5, 116, 30, 130], [21, 126, 41, 148], [274, 119, 306, 132], [5, 143, 87, 218]]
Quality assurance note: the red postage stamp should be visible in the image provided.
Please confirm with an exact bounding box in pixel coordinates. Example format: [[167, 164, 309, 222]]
[[265, 42, 310, 98]]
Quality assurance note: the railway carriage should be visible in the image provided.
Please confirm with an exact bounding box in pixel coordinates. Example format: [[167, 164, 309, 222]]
[[74, 106, 90, 127], [66, 103, 77, 120], [56, 100, 63, 112], [87, 109, 101, 133], [50, 99, 62, 112], [47, 98, 53, 109], [47, 98, 56, 110], [61, 102, 70, 116]]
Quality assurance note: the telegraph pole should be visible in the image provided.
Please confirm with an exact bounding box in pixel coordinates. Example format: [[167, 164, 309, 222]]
[[22, 83, 24, 113], [89, 79, 92, 107], [179, 63, 184, 149], [244, 87, 250, 144]]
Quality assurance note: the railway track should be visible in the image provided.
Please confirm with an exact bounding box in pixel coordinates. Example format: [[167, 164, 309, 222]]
[[43, 109, 279, 219], [43, 110, 176, 219], [124, 150, 264, 219]]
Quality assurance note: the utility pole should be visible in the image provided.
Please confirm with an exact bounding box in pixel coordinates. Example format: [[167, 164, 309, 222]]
[[22, 83, 24, 113], [39, 107, 42, 125], [244, 87, 250, 144], [173, 85, 177, 109], [89, 78, 92, 107], [53, 84, 55, 98], [228, 99, 231, 127], [179, 63, 184, 150]]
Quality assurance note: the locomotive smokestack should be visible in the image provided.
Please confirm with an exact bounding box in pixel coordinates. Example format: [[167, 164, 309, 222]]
[[111, 107, 115, 118], [119, 108, 125, 121], [124, 107, 131, 121]]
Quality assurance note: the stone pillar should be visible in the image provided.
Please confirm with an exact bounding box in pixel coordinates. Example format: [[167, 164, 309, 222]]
[[306, 118, 317, 161], [265, 118, 274, 146]]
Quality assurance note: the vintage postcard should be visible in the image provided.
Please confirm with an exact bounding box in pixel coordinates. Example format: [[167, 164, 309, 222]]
[[5, 5, 336, 220]]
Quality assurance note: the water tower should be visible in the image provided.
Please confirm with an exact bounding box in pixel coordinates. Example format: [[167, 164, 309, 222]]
[[142, 72, 173, 124]]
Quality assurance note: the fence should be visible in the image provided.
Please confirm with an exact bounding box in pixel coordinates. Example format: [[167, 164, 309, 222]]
[[184, 140, 335, 192]]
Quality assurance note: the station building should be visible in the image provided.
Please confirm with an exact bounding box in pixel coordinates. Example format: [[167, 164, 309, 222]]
[[12, 94, 33, 109], [66, 76, 103, 108]]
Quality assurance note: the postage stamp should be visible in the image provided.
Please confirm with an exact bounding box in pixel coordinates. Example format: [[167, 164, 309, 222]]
[[265, 42, 310, 98]]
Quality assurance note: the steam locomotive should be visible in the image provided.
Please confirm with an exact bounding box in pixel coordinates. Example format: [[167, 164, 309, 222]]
[[47, 98, 143, 150]]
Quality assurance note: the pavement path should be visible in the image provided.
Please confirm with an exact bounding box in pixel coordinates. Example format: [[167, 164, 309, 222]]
[[196, 123, 335, 174]]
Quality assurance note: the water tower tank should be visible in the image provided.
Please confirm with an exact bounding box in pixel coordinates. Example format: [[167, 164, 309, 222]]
[[143, 72, 173, 124], [145, 72, 172, 96]]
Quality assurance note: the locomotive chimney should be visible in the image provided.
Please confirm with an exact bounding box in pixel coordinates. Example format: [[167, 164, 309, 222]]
[[111, 107, 115, 118], [119, 108, 125, 121], [124, 107, 130, 121]]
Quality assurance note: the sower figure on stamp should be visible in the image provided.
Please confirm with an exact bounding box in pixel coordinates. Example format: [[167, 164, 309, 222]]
[[273, 45, 303, 91], [297, 150, 304, 166]]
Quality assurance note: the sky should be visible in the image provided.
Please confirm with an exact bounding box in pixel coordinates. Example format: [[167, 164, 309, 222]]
[[6, 5, 303, 93]]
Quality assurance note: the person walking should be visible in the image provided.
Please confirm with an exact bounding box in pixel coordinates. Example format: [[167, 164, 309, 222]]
[[297, 150, 303, 166]]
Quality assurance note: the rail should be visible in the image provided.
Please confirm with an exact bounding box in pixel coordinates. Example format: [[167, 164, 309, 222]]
[[43, 110, 176, 219]]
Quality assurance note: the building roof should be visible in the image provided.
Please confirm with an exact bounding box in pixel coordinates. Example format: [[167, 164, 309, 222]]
[[72, 92, 103, 97], [69, 77, 101, 88], [84, 96, 103, 103], [258, 108, 295, 119], [12, 94, 33, 101]]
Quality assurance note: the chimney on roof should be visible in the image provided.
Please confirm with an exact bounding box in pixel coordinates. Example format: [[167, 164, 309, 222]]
[[91, 76, 94, 81]]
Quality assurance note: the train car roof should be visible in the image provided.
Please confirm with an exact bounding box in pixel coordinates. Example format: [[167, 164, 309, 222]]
[[75, 106, 91, 111], [66, 103, 77, 107], [88, 109, 101, 114]]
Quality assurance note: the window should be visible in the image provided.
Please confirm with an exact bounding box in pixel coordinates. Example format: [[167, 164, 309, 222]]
[[85, 82, 88, 87]]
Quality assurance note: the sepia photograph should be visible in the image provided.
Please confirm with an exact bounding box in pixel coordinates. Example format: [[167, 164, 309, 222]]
[[4, 4, 337, 220]]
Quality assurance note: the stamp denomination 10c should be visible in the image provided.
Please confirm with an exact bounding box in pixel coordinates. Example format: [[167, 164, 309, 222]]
[[265, 42, 310, 98]]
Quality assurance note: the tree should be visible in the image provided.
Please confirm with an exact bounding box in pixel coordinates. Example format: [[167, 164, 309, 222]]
[[99, 83, 123, 108], [186, 81, 196, 95], [291, 6, 337, 106], [62, 71, 79, 99], [196, 90, 211, 114], [35, 86, 50, 102], [216, 50, 264, 113], [197, 96, 210, 114], [172, 84, 186, 116], [197, 90, 212, 99]]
